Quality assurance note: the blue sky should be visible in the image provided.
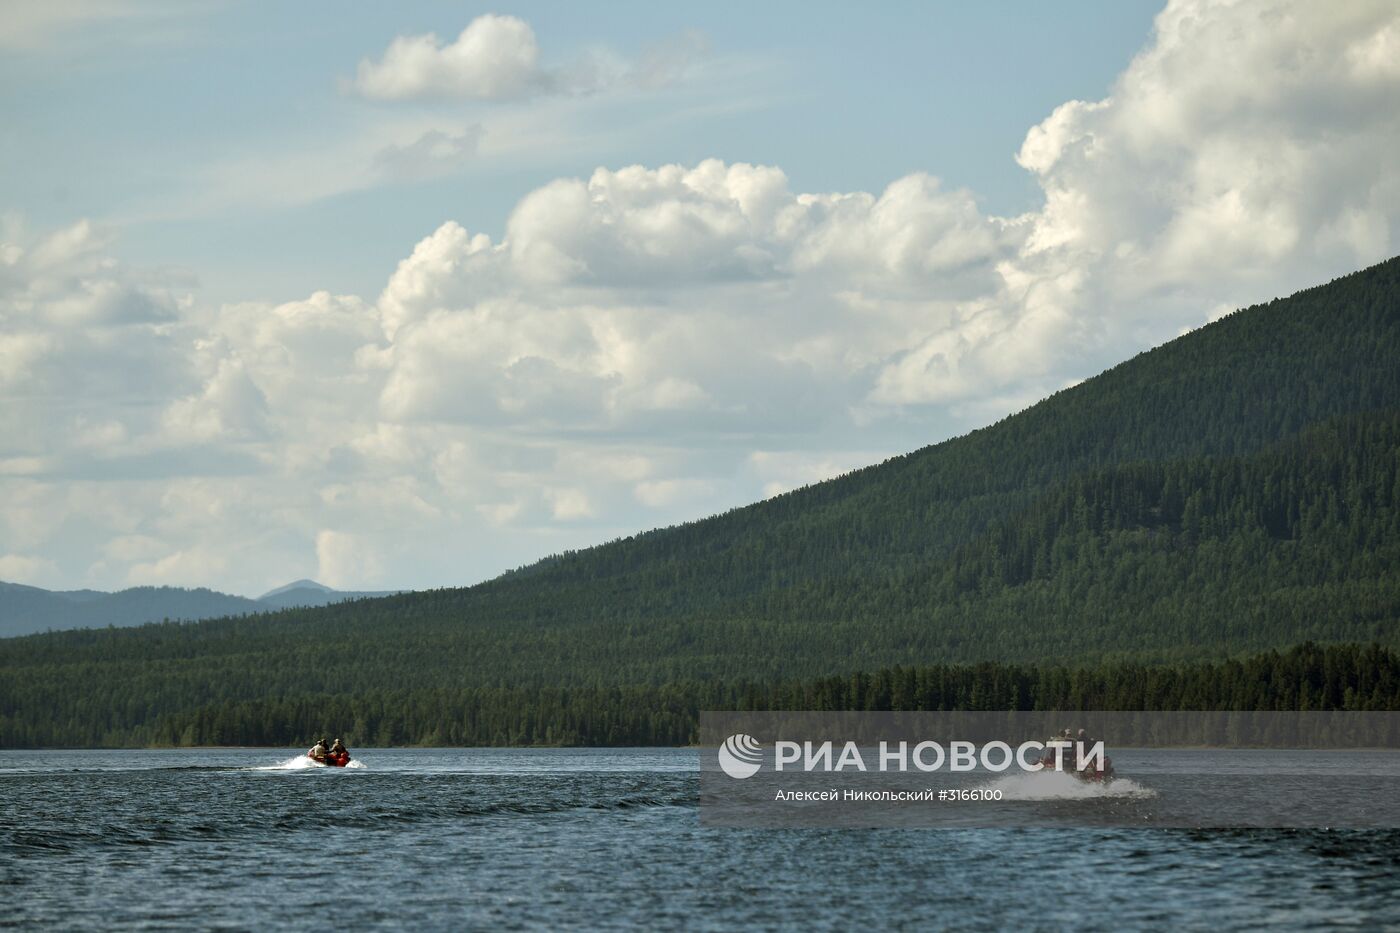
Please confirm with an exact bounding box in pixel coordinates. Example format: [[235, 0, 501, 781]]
[[2, 2, 1159, 305], [3, 1, 1398, 595]]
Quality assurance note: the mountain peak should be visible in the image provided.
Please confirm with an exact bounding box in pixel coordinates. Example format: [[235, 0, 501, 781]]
[[258, 579, 334, 599]]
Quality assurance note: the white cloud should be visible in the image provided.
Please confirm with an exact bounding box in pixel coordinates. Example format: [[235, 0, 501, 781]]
[[369, 159, 1006, 436], [102, 534, 165, 562], [875, 0, 1400, 404], [162, 355, 270, 443], [127, 546, 230, 589], [0, 331, 53, 390], [1, 219, 179, 327], [316, 530, 384, 588], [634, 478, 714, 509], [0, 219, 193, 472], [356, 15, 547, 101], [545, 488, 595, 521], [354, 14, 709, 101], [0, 553, 59, 587]]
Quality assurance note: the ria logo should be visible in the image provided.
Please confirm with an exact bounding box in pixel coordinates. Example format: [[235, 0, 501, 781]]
[[718, 733, 764, 779]]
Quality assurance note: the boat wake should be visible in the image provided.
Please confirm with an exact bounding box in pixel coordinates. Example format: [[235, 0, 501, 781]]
[[251, 755, 368, 771], [984, 770, 1155, 800]]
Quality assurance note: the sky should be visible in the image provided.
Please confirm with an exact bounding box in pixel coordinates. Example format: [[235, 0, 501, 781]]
[[2, 0, 1398, 596]]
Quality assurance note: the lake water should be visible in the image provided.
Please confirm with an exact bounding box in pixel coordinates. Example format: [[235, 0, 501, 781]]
[[3, 748, 1399, 929]]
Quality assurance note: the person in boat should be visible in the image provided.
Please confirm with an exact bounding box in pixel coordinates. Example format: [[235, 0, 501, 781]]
[[308, 737, 329, 763], [1041, 728, 1074, 769], [328, 738, 351, 766], [1074, 728, 1115, 779], [1075, 729, 1093, 773]]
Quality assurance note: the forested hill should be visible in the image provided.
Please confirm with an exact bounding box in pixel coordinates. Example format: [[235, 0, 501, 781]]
[[4, 257, 1400, 731]]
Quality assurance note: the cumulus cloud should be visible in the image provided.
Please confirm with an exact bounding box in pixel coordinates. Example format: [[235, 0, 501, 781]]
[[1, 219, 179, 328], [356, 15, 545, 101], [316, 530, 384, 589], [6, 0, 1400, 595], [127, 545, 230, 588], [161, 356, 270, 442], [354, 14, 708, 101], [1014, 0, 1400, 288], [874, 0, 1400, 405], [0, 219, 192, 468], [367, 159, 1008, 438]]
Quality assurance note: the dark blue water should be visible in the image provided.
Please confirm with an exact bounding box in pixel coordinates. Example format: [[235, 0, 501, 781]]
[[3, 749, 1399, 929]]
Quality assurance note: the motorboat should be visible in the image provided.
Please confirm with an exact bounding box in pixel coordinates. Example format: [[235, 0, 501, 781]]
[[1038, 743, 1113, 782], [308, 748, 351, 767]]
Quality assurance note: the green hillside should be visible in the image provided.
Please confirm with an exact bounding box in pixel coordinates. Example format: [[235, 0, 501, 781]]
[[3, 257, 1400, 744]]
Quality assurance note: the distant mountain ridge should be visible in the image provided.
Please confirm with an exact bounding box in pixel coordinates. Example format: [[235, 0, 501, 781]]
[[255, 580, 398, 611], [0, 580, 399, 638], [259, 579, 333, 599]]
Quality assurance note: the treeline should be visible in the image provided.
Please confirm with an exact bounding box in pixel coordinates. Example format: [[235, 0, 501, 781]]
[[4, 643, 1396, 748]]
